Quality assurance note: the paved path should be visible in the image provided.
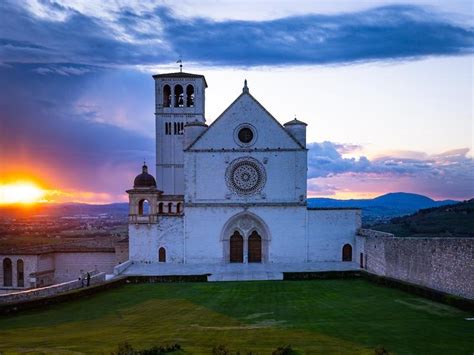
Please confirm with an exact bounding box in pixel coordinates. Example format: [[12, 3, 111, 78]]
[[121, 261, 360, 281]]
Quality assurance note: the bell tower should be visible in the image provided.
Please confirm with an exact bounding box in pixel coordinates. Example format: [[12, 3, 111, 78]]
[[153, 71, 207, 195]]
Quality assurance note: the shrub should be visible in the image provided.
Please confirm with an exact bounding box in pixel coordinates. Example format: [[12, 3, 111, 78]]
[[374, 346, 389, 355], [112, 342, 181, 355], [272, 345, 293, 355], [212, 345, 231, 355], [113, 342, 134, 355]]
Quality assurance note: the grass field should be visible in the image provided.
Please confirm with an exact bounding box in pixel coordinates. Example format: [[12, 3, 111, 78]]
[[0, 279, 472, 354]]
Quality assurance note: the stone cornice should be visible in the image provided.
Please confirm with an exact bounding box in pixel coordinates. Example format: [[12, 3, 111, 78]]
[[185, 202, 306, 208], [185, 148, 307, 153]]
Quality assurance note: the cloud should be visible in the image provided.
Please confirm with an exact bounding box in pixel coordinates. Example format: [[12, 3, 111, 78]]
[[0, 64, 154, 198], [33, 65, 93, 76], [0, 2, 472, 68], [307, 141, 474, 199]]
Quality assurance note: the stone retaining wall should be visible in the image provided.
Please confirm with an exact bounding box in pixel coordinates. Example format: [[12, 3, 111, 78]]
[[363, 235, 474, 299], [0, 272, 106, 305]]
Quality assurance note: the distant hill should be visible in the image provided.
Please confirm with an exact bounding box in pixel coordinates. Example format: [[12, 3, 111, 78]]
[[0, 192, 461, 225], [371, 199, 474, 237], [307, 192, 458, 225]]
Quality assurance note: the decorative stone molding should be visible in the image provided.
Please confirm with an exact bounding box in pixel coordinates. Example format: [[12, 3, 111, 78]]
[[225, 157, 266, 196]]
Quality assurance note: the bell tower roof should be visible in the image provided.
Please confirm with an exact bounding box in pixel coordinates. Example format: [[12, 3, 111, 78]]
[[133, 163, 157, 188], [152, 72, 208, 88]]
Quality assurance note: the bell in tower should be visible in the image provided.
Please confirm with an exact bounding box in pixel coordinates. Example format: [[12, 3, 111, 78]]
[[153, 70, 208, 196]]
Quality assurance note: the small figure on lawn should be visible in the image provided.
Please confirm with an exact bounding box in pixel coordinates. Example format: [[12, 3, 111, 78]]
[[86, 272, 91, 287]]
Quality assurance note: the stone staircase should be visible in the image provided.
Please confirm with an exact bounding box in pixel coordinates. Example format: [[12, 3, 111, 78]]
[[118, 261, 360, 281]]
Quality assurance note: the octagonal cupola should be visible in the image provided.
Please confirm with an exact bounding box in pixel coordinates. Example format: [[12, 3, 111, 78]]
[[133, 164, 157, 189], [127, 163, 161, 224], [284, 116, 307, 147]]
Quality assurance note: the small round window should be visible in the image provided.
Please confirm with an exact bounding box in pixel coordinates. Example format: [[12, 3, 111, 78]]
[[238, 127, 253, 144], [234, 124, 257, 147]]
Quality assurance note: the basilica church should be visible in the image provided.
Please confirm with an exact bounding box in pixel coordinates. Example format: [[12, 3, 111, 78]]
[[126, 71, 361, 270]]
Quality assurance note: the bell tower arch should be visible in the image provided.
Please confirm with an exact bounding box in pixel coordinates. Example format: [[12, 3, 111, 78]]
[[153, 71, 208, 196]]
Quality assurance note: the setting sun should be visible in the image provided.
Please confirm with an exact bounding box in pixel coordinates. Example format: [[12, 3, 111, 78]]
[[0, 182, 46, 204]]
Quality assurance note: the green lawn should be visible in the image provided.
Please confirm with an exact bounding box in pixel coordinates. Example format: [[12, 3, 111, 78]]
[[0, 279, 472, 354]]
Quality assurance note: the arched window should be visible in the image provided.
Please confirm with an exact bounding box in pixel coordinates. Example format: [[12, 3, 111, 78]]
[[17, 259, 24, 287], [176, 203, 182, 214], [342, 244, 352, 262], [163, 85, 171, 107], [174, 85, 184, 107], [3, 258, 12, 287], [248, 231, 262, 263], [158, 202, 164, 214], [186, 85, 195, 107], [229, 231, 243, 263], [168, 202, 173, 214], [159, 247, 166, 262], [138, 199, 150, 216]]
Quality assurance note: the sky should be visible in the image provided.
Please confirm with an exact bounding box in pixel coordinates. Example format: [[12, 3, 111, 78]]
[[0, 0, 473, 203]]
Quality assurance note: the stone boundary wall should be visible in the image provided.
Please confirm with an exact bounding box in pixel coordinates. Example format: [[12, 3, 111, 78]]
[[362, 234, 474, 299], [0, 276, 127, 315], [0, 272, 106, 305]]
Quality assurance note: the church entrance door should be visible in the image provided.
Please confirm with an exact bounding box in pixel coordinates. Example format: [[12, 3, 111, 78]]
[[248, 231, 262, 263], [229, 231, 243, 263]]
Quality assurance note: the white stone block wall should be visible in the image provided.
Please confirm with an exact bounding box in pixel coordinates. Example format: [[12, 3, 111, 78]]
[[36, 253, 54, 272], [129, 216, 184, 263], [306, 209, 361, 262], [53, 252, 116, 283]]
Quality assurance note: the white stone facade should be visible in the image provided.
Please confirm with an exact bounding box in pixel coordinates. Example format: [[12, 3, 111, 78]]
[[127, 73, 361, 267]]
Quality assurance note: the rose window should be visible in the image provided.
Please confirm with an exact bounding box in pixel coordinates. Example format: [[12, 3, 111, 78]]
[[226, 157, 266, 195]]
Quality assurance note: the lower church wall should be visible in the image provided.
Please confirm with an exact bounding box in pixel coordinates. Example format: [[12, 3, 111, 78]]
[[129, 217, 184, 263], [184, 206, 307, 263], [306, 209, 361, 262]]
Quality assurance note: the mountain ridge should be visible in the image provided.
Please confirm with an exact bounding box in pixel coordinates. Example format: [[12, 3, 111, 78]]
[[307, 192, 459, 224]]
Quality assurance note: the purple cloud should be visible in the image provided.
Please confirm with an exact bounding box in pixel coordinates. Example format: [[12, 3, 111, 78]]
[[307, 142, 474, 199]]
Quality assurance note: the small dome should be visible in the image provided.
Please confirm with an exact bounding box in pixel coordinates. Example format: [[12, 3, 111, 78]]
[[133, 164, 157, 188]]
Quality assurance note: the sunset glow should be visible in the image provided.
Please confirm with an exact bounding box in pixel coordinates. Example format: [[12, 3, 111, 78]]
[[0, 1, 472, 202], [0, 182, 46, 205]]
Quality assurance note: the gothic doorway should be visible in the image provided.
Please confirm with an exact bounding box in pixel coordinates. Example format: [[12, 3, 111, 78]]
[[229, 231, 243, 263], [342, 244, 352, 262], [248, 231, 262, 263]]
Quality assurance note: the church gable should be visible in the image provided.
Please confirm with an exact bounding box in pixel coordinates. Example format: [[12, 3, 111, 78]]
[[188, 92, 304, 150]]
